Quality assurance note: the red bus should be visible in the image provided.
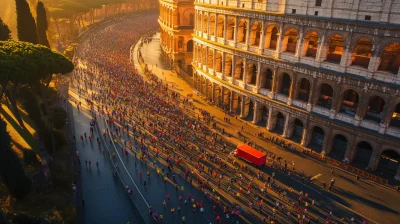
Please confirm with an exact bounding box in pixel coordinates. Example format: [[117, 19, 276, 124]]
[[234, 144, 267, 166]]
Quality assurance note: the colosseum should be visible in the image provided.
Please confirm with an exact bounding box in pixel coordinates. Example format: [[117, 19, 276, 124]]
[[181, 0, 400, 180]]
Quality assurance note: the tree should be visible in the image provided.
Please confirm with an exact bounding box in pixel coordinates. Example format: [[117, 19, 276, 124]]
[[15, 0, 38, 44], [0, 119, 32, 199], [0, 40, 74, 128], [0, 18, 11, 41], [36, 1, 50, 47]]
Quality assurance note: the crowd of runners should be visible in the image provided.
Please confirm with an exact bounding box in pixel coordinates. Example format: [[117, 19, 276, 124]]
[[69, 11, 371, 224]]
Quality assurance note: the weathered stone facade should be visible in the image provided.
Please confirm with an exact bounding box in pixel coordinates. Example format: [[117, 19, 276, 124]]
[[192, 0, 400, 180], [159, 0, 194, 70]]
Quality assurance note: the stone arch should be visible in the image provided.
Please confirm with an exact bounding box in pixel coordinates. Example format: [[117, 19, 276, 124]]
[[250, 22, 262, 46], [296, 78, 311, 102], [302, 31, 319, 58], [351, 37, 373, 68], [309, 126, 325, 153], [339, 89, 360, 115], [234, 60, 244, 80], [291, 118, 304, 143], [203, 14, 208, 33], [207, 49, 214, 69], [226, 18, 235, 40], [278, 72, 292, 96], [209, 14, 216, 36], [243, 99, 255, 120], [265, 25, 279, 50], [353, 141, 374, 169], [223, 89, 231, 110], [316, 83, 334, 109], [325, 34, 344, 63], [378, 42, 400, 74], [201, 47, 207, 64], [377, 149, 400, 179], [274, 112, 285, 134], [389, 103, 400, 128], [186, 40, 193, 52], [247, 63, 257, 85], [259, 68, 273, 90], [215, 51, 222, 72], [256, 105, 269, 127], [329, 134, 348, 161], [364, 95, 385, 123], [282, 28, 298, 53], [217, 15, 225, 38], [232, 93, 242, 115], [214, 84, 222, 106], [237, 20, 248, 43], [224, 55, 233, 77]]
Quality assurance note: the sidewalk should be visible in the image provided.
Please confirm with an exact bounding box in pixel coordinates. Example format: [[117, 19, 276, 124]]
[[137, 34, 400, 224]]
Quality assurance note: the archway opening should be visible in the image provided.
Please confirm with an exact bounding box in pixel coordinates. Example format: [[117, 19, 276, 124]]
[[214, 85, 222, 106], [304, 32, 319, 58], [389, 103, 400, 128], [247, 64, 257, 85], [257, 106, 269, 127], [207, 50, 214, 69], [266, 26, 279, 50], [215, 52, 222, 72], [244, 100, 255, 121], [326, 34, 344, 64], [353, 141, 373, 169], [365, 96, 385, 123], [250, 23, 261, 46], [203, 15, 208, 33], [187, 40, 193, 52], [378, 150, 400, 179], [291, 119, 304, 143], [223, 90, 231, 111], [309, 126, 325, 153], [378, 42, 400, 74], [279, 73, 291, 96], [351, 38, 373, 68], [224, 56, 232, 77], [237, 20, 247, 43], [201, 48, 207, 65], [209, 15, 215, 35], [227, 19, 235, 40], [317, 83, 333, 109], [235, 61, 244, 80], [296, 78, 311, 102], [217, 16, 225, 38], [339, 89, 359, 116], [260, 68, 273, 90], [283, 28, 298, 53], [329, 134, 348, 161], [274, 112, 285, 134]]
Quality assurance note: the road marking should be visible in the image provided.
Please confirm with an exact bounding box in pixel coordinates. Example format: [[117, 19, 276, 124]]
[[311, 174, 322, 180]]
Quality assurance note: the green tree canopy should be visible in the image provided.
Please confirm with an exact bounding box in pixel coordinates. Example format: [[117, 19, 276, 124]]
[[36, 1, 50, 47], [15, 0, 38, 44], [0, 18, 11, 41]]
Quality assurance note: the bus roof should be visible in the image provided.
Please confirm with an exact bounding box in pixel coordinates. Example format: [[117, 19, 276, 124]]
[[236, 144, 266, 159]]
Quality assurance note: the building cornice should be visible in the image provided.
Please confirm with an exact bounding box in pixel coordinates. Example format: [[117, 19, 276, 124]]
[[194, 3, 400, 37], [193, 34, 400, 95]]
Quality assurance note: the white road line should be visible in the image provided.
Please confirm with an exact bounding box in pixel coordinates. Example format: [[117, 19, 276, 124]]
[[311, 174, 322, 180]]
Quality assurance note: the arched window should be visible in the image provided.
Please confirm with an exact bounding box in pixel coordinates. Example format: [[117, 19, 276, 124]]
[[217, 16, 225, 38], [279, 73, 291, 96], [283, 28, 298, 53], [351, 38, 373, 68], [378, 42, 400, 74], [215, 52, 222, 72], [340, 89, 359, 115], [235, 61, 244, 80], [325, 34, 344, 63], [247, 64, 257, 85], [227, 19, 235, 40], [186, 40, 193, 52], [250, 23, 261, 46], [265, 26, 279, 50], [207, 50, 213, 69], [316, 83, 334, 109], [303, 32, 319, 58], [365, 96, 385, 122], [209, 15, 216, 36], [259, 68, 273, 90], [203, 15, 208, 33], [224, 56, 233, 77], [237, 20, 247, 43], [296, 79, 311, 101]]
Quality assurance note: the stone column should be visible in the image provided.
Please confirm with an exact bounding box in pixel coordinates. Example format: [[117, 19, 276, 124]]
[[205, 79, 208, 99], [223, 15, 227, 40], [258, 20, 265, 54], [214, 14, 218, 37], [321, 129, 333, 154], [207, 12, 210, 39], [211, 82, 216, 103], [220, 86, 225, 107], [344, 140, 357, 163], [282, 113, 292, 138], [379, 102, 396, 134], [266, 107, 274, 131], [231, 56, 236, 84], [316, 33, 326, 65], [212, 50, 216, 75], [204, 47, 209, 71], [230, 91, 235, 113], [233, 16, 238, 43], [270, 68, 278, 99], [252, 101, 260, 123], [242, 58, 248, 85], [330, 85, 341, 119], [295, 27, 304, 60], [354, 95, 369, 127], [287, 74, 298, 106], [275, 26, 283, 58], [245, 19, 251, 49], [221, 52, 226, 78], [240, 95, 246, 118], [300, 119, 310, 146], [255, 61, 262, 92], [368, 49, 380, 73], [368, 149, 381, 170], [307, 78, 317, 112]]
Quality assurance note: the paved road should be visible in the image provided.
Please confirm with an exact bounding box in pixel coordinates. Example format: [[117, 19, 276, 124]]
[[138, 33, 400, 224]]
